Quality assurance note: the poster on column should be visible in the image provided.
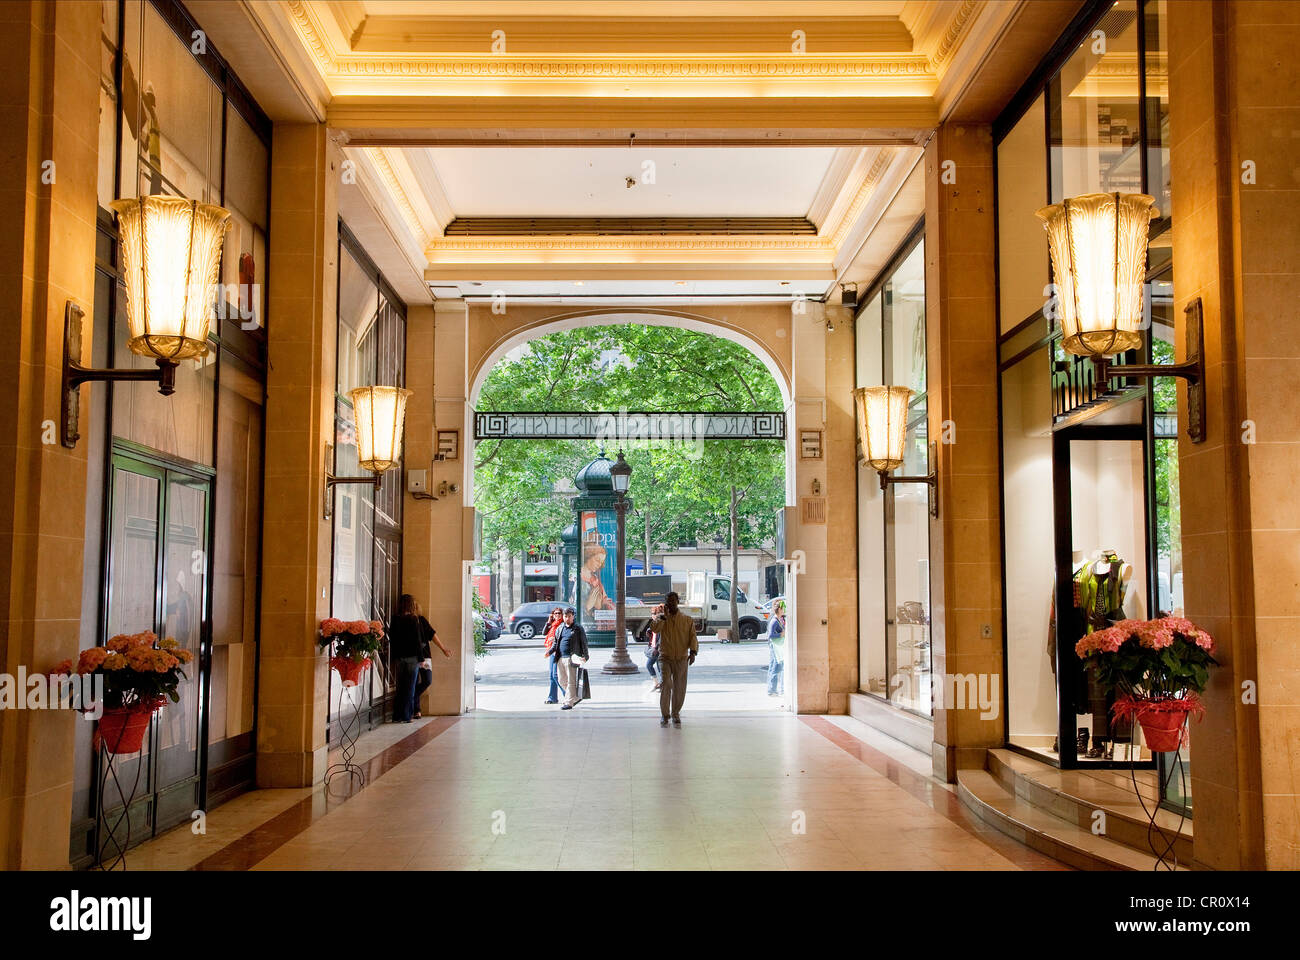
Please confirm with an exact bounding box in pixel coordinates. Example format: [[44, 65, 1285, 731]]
[[579, 509, 618, 631]]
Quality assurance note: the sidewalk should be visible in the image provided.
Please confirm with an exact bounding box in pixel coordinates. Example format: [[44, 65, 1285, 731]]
[[473, 640, 783, 713]]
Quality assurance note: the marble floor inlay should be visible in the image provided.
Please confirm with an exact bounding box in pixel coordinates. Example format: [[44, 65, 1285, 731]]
[[124, 711, 1070, 871]]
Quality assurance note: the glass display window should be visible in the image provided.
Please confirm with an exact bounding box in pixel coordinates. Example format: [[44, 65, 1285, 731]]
[[1050, 1, 1143, 202], [329, 225, 407, 733], [79, 0, 273, 863], [995, 0, 1178, 776], [855, 230, 932, 717], [997, 93, 1049, 335]]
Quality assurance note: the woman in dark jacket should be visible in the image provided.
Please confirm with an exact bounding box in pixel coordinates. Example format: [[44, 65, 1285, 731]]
[[388, 594, 450, 722]]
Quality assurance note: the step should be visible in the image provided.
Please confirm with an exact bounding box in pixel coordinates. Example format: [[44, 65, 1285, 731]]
[[957, 769, 1188, 871], [847, 692, 933, 755], [987, 749, 1193, 864]]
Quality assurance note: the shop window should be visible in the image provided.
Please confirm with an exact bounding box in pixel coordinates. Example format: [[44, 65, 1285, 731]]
[[855, 232, 931, 717], [995, 0, 1180, 776], [1050, 1, 1143, 202], [330, 226, 407, 733], [997, 93, 1048, 334], [222, 107, 269, 333], [79, 0, 272, 863], [1143, 0, 1172, 223], [1001, 345, 1057, 754], [856, 291, 886, 697]]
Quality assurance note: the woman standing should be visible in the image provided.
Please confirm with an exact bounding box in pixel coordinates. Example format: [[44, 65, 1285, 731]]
[[642, 604, 664, 691], [541, 606, 566, 704], [766, 600, 786, 697], [389, 594, 451, 722]]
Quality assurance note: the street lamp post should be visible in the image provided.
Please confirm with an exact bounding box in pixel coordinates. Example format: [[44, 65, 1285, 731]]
[[603, 451, 639, 675]]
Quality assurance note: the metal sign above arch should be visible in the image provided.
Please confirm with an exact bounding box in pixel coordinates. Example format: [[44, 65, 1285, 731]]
[[473, 410, 786, 441]]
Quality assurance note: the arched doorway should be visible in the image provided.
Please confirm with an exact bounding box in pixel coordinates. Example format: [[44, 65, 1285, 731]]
[[463, 314, 798, 716]]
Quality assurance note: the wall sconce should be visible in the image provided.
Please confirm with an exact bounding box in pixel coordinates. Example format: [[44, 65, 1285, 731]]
[[853, 385, 938, 517], [324, 385, 412, 519], [1037, 191, 1206, 442], [62, 196, 232, 447]]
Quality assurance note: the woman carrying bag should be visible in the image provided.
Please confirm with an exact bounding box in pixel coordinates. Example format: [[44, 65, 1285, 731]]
[[541, 607, 566, 704], [551, 607, 589, 710]]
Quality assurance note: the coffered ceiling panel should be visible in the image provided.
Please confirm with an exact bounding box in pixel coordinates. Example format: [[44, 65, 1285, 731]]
[[423, 146, 839, 219]]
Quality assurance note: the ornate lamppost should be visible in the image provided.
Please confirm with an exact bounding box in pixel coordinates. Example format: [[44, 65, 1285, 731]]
[[604, 451, 639, 675]]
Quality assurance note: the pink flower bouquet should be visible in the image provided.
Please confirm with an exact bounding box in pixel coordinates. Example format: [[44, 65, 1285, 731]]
[[1075, 616, 1218, 752]]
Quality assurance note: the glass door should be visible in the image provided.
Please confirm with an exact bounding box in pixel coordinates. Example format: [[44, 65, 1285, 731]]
[[155, 473, 209, 824], [1052, 425, 1156, 768], [100, 450, 212, 851]]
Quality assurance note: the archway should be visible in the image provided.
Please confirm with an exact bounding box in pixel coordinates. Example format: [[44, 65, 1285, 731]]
[[464, 315, 796, 716], [460, 306, 798, 509]]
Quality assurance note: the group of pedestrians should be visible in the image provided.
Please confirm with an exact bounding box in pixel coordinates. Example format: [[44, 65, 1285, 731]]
[[542, 592, 698, 725], [382, 590, 783, 725], [541, 606, 590, 710]]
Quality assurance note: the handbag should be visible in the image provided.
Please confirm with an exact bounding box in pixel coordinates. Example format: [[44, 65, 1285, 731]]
[[580, 667, 591, 701]]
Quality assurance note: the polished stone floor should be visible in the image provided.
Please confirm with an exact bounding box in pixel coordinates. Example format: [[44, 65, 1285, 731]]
[[128, 711, 1069, 871]]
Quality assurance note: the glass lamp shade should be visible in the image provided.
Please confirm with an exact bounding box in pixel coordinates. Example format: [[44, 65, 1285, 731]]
[[610, 453, 632, 494], [854, 385, 912, 472], [110, 196, 232, 362], [348, 385, 412, 473], [1036, 192, 1158, 358]]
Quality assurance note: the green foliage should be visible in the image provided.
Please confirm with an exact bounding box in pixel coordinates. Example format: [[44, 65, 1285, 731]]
[[474, 325, 786, 558], [471, 590, 491, 659], [1087, 635, 1217, 700]]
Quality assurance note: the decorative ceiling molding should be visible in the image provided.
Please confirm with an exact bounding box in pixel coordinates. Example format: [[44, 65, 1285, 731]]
[[825, 149, 894, 249], [930, 0, 984, 68], [361, 147, 431, 251], [805, 146, 863, 231], [284, 0, 1003, 92]]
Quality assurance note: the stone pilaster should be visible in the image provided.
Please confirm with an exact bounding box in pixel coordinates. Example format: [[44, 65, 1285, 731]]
[[256, 123, 340, 787], [924, 122, 1004, 781], [0, 0, 101, 869]]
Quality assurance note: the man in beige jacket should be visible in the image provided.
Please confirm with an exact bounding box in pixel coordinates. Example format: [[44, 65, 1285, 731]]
[[651, 592, 698, 726]]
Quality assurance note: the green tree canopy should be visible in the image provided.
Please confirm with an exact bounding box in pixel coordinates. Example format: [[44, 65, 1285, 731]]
[[474, 325, 786, 559]]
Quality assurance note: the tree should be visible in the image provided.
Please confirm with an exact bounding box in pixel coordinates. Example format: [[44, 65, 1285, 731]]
[[474, 325, 786, 620]]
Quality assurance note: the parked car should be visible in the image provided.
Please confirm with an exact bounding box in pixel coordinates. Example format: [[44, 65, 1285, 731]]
[[508, 601, 558, 639], [482, 610, 502, 642]]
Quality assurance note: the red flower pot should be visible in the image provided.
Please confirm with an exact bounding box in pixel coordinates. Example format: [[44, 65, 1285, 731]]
[[331, 656, 372, 687], [1138, 710, 1187, 752], [1112, 694, 1201, 754], [94, 701, 162, 754]]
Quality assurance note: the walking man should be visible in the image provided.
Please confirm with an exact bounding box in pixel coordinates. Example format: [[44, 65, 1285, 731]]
[[651, 592, 697, 726], [552, 607, 589, 710]]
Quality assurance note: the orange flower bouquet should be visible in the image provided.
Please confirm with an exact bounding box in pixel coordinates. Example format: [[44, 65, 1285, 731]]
[[319, 618, 385, 687], [52, 631, 193, 753]]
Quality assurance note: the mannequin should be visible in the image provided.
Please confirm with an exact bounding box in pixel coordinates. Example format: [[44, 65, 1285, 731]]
[[1076, 549, 1134, 756]]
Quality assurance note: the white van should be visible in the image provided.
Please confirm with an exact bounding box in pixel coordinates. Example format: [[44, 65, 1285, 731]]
[[685, 572, 769, 640]]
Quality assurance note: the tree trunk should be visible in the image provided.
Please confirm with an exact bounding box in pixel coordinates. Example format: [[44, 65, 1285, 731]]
[[506, 547, 515, 614], [730, 485, 740, 641], [644, 512, 652, 576]]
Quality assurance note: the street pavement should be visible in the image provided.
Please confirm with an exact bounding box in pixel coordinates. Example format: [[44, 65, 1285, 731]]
[[474, 635, 783, 713]]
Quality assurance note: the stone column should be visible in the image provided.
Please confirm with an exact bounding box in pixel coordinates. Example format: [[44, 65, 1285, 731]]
[[1169, 0, 1300, 870], [0, 0, 101, 869], [788, 303, 831, 713], [924, 122, 1004, 781], [256, 123, 340, 787], [403, 300, 468, 715], [824, 305, 859, 714]]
